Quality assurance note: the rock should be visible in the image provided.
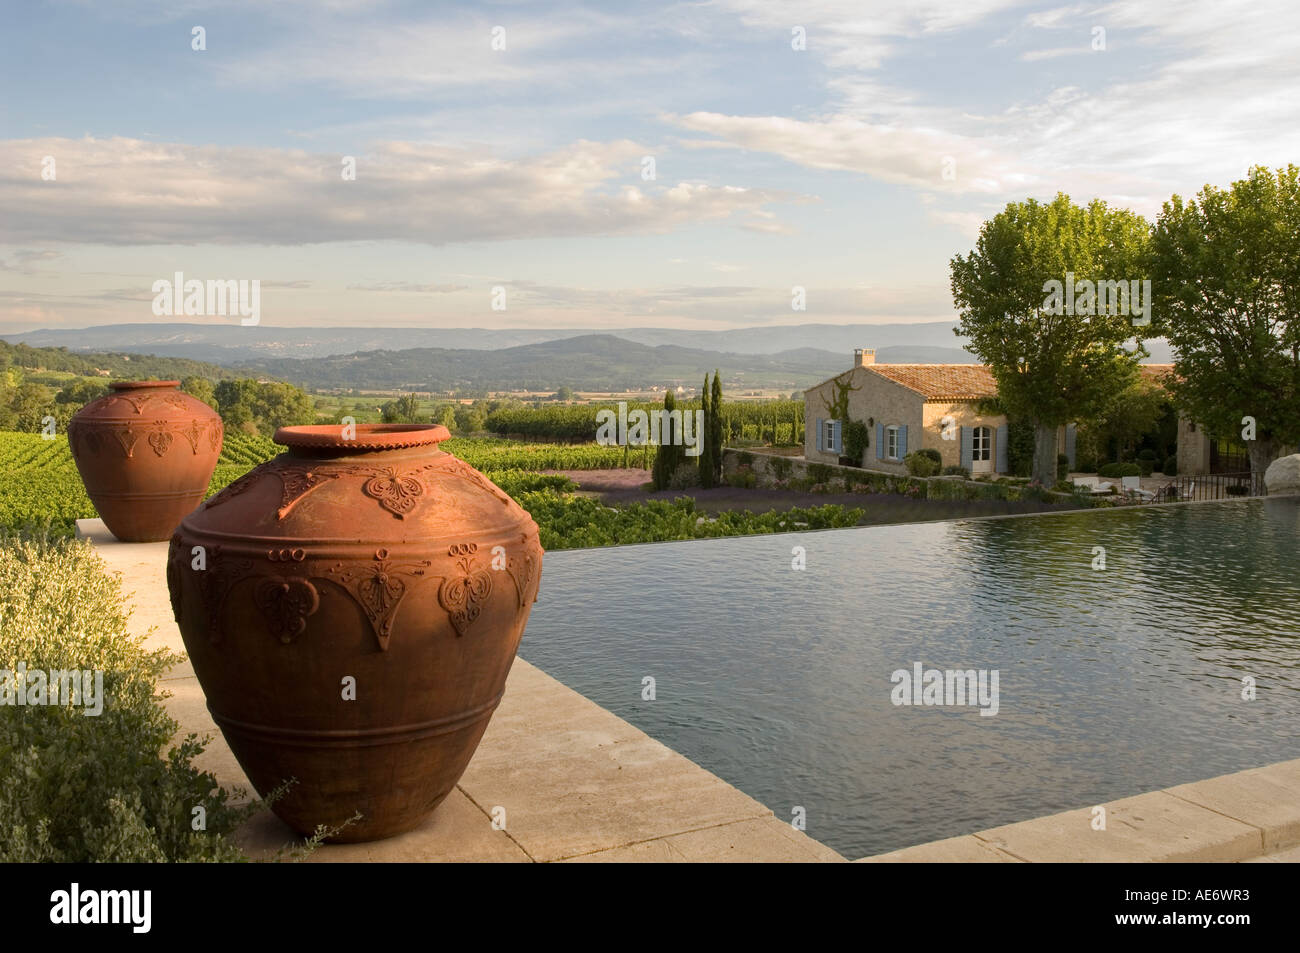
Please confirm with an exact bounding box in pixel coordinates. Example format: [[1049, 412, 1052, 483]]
[[1264, 454, 1300, 495]]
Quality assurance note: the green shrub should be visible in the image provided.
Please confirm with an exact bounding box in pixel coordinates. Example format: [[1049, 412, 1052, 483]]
[[726, 465, 757, 489], [516, 494, 864, 548], [940, 465, 971, 478], [1021, 481, 1052, 503], [1069, 486, 1097, 507], [1006, 417, 1036, 477], [1162, 455, 1178, 476], [1074, 455, 1097, 474], [736, 451, 755, 468], [904, 451, 941, 477], [929, 478, 984, 501], [1099, 462, 1142, 478], [1138, 458, 1154, 477], [807, 463, 834, 485], [668, 462, 701, 490], [1138, 448, 1158, 461], [842, 420, 870, 467], [0, 533, 252, 862], [1057, 453, 1070, 481], [768, 456, 793, 482]]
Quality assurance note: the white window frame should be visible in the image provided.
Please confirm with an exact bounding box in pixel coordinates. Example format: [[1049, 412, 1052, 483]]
[[824, 419, 837, 453], [886, 425, 899, 460], [972, 426, 992, 461]]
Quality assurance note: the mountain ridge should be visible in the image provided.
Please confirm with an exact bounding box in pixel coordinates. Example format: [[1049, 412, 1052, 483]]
[[230, 334, 979, 391], [3, 321, 974, 361]]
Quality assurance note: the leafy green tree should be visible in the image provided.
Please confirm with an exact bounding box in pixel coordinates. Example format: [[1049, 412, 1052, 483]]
[[12, 382, 56, 433], [950, 193, 1150, 484], [454, 402, 488, 434], [433, 403, 457, 431], [1089, 375, 1169, 463], [179, 376, 216, 408], [381, 393, 422, 423], [1151, 165, 1300, 475], [213, 379, 315, 437], [54, 378, 109, 407]]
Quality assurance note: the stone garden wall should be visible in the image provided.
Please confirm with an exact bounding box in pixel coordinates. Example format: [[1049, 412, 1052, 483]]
[[721, 448, 1087, 505]]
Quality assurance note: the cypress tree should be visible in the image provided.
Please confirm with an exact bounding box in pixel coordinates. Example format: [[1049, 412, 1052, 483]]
[[709, 370, 724, 484], [699, 375, 715, 487], [652, 389, 682, 490]]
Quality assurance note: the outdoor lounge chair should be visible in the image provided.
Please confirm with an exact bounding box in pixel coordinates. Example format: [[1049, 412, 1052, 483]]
[[1121, 475, 1156, 501], [1072, 476, 1114, 494]]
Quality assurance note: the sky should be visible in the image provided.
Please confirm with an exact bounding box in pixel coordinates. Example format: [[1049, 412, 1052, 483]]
[[1, 0, 1298, 334]]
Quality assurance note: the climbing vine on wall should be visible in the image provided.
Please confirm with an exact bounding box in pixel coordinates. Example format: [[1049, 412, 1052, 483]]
[[821, 372, 860, 423]]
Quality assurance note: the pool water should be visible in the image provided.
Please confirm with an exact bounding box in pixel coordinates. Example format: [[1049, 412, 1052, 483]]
[[518, 498, 1300, 859]]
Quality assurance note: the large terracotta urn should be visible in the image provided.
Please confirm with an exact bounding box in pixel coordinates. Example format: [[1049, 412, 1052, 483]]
[[68, 380, 223, 542], [166, 423, 543, 842]]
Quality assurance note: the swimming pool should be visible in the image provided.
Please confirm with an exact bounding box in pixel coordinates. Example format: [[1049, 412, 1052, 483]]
[[518, 498, 1300, 859]]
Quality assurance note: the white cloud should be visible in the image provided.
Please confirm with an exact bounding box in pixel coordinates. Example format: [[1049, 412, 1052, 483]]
[[0, 137, 803, 246], [672, 0, 1300, 224], [1020, 45, 1090, 61], [673, 112, 1025, 194], [347, 282, 468, 293], [0, 249, 62, 273]]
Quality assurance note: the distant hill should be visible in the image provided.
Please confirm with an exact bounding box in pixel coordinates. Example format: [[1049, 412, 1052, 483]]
[[2, 321, 1170, 391], [232, 334, 867, 392], [3, 321, 974, 362], [2, 320, 1173, 365], [0, 340, 237, 381]]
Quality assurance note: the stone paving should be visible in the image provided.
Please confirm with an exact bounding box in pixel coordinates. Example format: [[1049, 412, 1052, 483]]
[[861, 759, 1300, 863]]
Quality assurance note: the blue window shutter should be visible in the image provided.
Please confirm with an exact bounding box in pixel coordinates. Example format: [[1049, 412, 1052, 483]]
[[816, 418, 824, 451], [898, 425, 908, 458], [995, 424, 1008, 473], [1065, 424, 1077, 469], [960, 426, 973, 469], [876, 421, 884, 459], [832, 420, 841, 453]]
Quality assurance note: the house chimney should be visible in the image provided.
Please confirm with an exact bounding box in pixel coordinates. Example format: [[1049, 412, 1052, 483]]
[[854, 347, 876, 367]]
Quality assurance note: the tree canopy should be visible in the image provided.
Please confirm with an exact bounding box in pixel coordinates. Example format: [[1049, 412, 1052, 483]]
[[1151, 165, 1300, 474], [950, 193, 1150, 483], [213, 379, 316, 436]]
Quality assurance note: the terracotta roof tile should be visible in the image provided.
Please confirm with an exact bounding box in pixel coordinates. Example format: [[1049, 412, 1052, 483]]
[[1140, 364, 1174, 382], [861, 362, 1175, 400], [865, 364, 999, 400]]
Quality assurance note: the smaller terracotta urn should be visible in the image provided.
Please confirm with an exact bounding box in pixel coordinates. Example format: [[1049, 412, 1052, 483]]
[[68, 380, 223, 542]]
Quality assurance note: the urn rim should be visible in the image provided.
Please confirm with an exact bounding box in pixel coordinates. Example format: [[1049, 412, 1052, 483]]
[[274, 422, 452, 452], [109, 379, 181, 390]]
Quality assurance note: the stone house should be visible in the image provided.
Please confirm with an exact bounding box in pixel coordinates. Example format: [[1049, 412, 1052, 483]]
[[803, 348, 1182, 476]]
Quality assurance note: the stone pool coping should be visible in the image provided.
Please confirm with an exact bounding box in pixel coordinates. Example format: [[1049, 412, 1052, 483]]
[[860, 758, 1300, 863], [77, 518, 843, 863]]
